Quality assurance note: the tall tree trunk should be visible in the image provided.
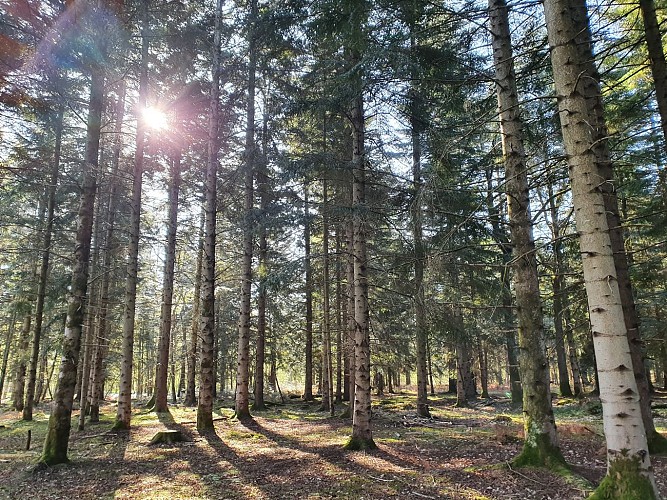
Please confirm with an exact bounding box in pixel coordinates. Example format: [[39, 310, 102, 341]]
[[197, 0, 222, 432], [411, 85, 430, 418], [335, 230, 343, 403], [476, 335, 489, 399], [253, 109, 270, 412], [547, 180, 573, 397], [321, 178, 334, 415], [235, 0, 257, 421], [40, 62, 104, 466], [571, 0, 667, 454], [23, 108, 63, 421], [564, 306, 583, 396], [154, 150, 181, 413], [114, 0, 149, 430], [345, 213, 356, 407], [0, 312, 17, 402], [303, 183, 314, 401], [77, 183, 104, 430], [12, 312, 32, 412], [185, 208, 204, 407], [489, 0, 563, 467], [639, 0, 667, 155], [544, 0, 657, 494], [345, 68, 375, 450], [34, 341, 49, 406], [89, 82, 125, 423]]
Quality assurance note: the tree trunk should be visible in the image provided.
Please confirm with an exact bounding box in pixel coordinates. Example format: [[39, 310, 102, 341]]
[[40, 62, 104, 466], [303, 182, 314, 402], [345, 65, 375, 449], [547, 180, 573, 397], [89, 81, 125, 423], [23, 107, 63, 421], [411, 84, 430, 418], [345, 217, 355, 405], [570, 0, 666, 454], [321, 178, 334, 415], [477, 335, 489, 399], [544, 0, 657, 494], [234, 0, 257, 421], [185, 208, 204, 407], [12, 313, 31, 412], [489, 0, 563, 468], [154, 150, 181, 413], [114, 0, 149, 430], [564, 306, 583, 396], [335, 230, 343, 403], [253, 111, 270, 412], [0, 312, 17, 402], [197, 0, 222, 432], [639, 0, 667, 155]]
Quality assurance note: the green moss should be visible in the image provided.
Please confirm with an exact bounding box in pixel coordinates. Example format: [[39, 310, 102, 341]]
[[344, 436, 377, 451], [512, 430, 568, 472], [110, 418, 130, 431], [589, 456, 656, 500], [647, 430, 667, 455]]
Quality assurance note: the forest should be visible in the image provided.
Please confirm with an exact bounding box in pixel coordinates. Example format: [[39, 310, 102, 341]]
[[1, 0, 667, 498]]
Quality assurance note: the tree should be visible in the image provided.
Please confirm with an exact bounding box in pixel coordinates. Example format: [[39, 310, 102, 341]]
[[40, 1, 109, 464], [488, 0, 564, 468], [114, 0, 149, 430], [197, 0, 223, 433], [235, 0, 258, 421], [543, 0, 658, 495]]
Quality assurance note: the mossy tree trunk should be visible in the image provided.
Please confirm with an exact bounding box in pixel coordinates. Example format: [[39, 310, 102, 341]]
[[544, 0, 657, 494], [489, 0, 564, 468], [40, 62, 104, 466]]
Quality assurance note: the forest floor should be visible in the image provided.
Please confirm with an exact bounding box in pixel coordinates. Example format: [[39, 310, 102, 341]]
[[1, 391, 666, 499]]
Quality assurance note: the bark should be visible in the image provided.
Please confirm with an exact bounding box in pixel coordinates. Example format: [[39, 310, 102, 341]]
[[547, 181, 573, 398], [335, 230, 343, 403], [114, 0, 149, 430], [345, 216, 355, 404], [40, 63, 103, 466], [345, 75, 375, 450], [234, 0, 257, 421], [23, 108, 63, 421], [321, 178, 334, 415], [411, 86, 430, 418], [77, 193, 103, 430], [564, 306, 583, 396], [0, 313, 17, 402], [34, 342, 48, 405], [489, 0, 563, 468], [477, 335, 489, 399], [544, 0, 657, 493], [12, 313, 31, 412], [639, 0, 667, 155], [154, 150, 181, 413], [253, 112, 270, 412], [303, 183, 314, 401], [184, 208, 204, 407], [197, 0, 222, 432], [570, 0, 665, 453]]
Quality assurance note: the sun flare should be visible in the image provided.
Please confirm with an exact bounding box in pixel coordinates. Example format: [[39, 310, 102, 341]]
[[142, 106, 168, 130]]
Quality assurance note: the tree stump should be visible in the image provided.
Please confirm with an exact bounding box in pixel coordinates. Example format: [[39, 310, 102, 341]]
[[148, 430, 185, 445]]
